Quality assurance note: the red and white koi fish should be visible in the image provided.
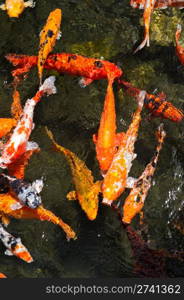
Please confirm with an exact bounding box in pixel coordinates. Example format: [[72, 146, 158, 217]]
[[119, 79, 184, 122], [0, 76, 56, 169], [93, 78, 125, 173], [5, 53, 123, 87], [102, 90, 146, 206], [175, 24, 184, 65], [0, 223, 33, 263], [134, 0, 157, 53], [122, 123, 166, 224]]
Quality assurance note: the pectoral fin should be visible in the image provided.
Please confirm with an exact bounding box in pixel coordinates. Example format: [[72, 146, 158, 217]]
[[79, 77, 93, 88], [67, 191, 77, 201], [5, 249, 13, 256]]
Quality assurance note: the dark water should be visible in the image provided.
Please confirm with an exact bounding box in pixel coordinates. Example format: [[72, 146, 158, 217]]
[[0, 0, 184, 278]]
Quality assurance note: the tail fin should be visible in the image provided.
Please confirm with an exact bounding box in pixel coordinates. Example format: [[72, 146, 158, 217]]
[[134, 35, 149, 54]]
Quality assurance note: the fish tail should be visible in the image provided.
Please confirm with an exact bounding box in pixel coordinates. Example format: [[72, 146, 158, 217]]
[[176, 24, 182, 43], [134, 35, 149, 54], [136, 90, 146, 109], [36, 206, 77, 240]]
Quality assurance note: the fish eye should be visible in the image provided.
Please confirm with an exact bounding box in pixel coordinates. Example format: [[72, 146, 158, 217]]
[[26, 192, 41, 209], [94, 60, 103, 68]]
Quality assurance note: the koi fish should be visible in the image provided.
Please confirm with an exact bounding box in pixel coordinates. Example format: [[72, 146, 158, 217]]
[[0, 193, 77, 240], [38, 8, 62, 85], [122, 123, 166, 224], [0, 173, 43, 209], [133, 0, 157, 53], [0, 223, 33, 263], [93, 79, 125, 173], [0, 273, 6, 278], [5, 53, 123, 87], [119, 80, 184, 122], [46, 128, 102, 221], [131, 0, 184, 52], [155, 0, 184, 8], [175, 24, 184, 65], [0, 88, 22, 139], [0, 0, 35, 18], [0, 76, 56, 169], [102, 90, 146, 206], [124, 224, 167, 277]]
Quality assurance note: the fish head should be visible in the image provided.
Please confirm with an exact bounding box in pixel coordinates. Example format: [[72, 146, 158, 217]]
[[7, 1, 25, 18], [12, 240, 33, 263], [24, 190, 42, 209]]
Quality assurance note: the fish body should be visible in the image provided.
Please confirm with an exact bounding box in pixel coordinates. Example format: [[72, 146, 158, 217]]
[[131, 0, 184, 9], [38, 8, 62, 84], [6, 53, 123, 86], [0, 273, 6, 278], [0, 223, 33, 263], [0, 173, 43, 209], [122, 124, 166, 224], [102, 91, 146, 206], [0, 193, 76, 240], [46, 128, 101, 221], [0, 0, 35, 18], [134, 0, 157, 53], [119, 80, 184, 122], [93, 79, 125, 173], [0, 76, 56, 168]]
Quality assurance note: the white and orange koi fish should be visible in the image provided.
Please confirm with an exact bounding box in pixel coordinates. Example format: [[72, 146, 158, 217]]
[[102, 90, 146, 206], [0, 223, 33, 263], [0, 273, 7, 278], [134, 0, 157, 53], [122, 123, 166, 224], [0, 76, 56, 169]]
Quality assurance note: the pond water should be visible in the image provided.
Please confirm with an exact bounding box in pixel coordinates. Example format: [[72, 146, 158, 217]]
[[0, 0, 184, 278]]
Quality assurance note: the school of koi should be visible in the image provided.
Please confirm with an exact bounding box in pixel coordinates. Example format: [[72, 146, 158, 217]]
[[0, 0, 184, 278]]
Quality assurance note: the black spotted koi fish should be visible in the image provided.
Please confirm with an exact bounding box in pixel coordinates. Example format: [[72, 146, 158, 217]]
[[0, 223, 33, 263]]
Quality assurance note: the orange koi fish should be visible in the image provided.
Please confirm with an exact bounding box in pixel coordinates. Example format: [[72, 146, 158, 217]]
[[131, 0, 184, 52], [46, 128, 102, 221], [93, 79, 125, 173], [38, 8, 62, 85], [0, 0, 35, 18], [175, 24, 184, 65], [0, 193, 76, 240], [122, 123, 166, 224], [133, 0, 157, 53], [102, 90, 146, 206], [0, 76, 56, 169], [0, 223, 33, 263], [5, 53, 123, 87], [0, 88, 22, 139], [119, 80, 184, 122], [0, 273, 7, 278]]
